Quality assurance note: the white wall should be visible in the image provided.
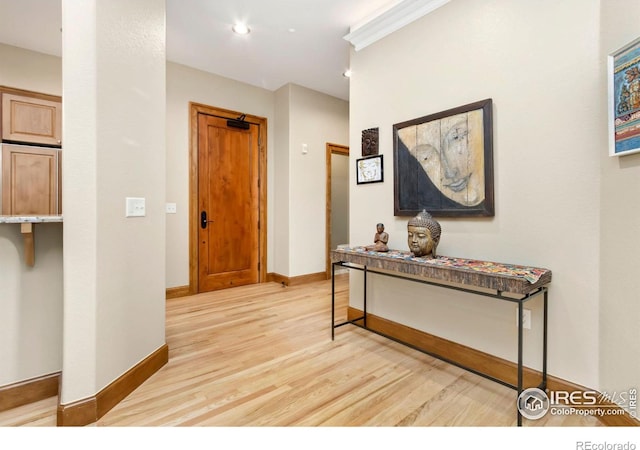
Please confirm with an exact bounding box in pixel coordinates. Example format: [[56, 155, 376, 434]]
[[0, 43, 63, 387], [0, 44, 62, 95], [287, 84, 349, 277], [349, 0, 602, 388], [166, 62, 276, 287], [599, 0, 640, 408], [274, 85, 291, 276], [61, 0, 166, 402]]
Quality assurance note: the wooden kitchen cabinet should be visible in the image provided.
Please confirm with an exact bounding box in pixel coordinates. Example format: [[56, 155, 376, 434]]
[[1, 88, 62, 147], [1, 144, 61, 215]]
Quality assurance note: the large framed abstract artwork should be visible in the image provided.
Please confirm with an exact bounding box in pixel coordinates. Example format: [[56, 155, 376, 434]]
[[608, 36, 640, 157], [393, 99, 494, 217]]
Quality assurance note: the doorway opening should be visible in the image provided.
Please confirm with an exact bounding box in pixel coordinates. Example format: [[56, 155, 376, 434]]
[[325, 143, 349, 278], [189, 102, 267, 294]]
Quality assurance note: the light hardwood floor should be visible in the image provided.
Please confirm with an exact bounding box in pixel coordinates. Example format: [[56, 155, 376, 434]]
[[0, 274, 602, 427]]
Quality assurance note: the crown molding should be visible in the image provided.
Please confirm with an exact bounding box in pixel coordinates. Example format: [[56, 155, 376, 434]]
[[344, 0, 450, 51]]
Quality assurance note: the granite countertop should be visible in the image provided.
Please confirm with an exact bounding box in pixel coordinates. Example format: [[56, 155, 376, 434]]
[[0, 215, 63, 224]]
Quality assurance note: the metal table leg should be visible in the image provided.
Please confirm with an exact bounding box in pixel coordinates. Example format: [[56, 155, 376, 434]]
[[331, 262, 335, 340], [363, 266, 368, 328], [542, 289, 548, 389], [518, 300, 523, 426]]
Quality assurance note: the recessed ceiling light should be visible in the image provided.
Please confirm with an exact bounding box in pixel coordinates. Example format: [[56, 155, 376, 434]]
[[288, 28, 296, 33], [343, 69, 352, 78], [232, 23, 250, 35]]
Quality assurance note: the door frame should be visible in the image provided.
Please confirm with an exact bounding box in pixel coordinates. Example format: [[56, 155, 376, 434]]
[[325, 143, 349, 278], [189, 102, 268, 294]]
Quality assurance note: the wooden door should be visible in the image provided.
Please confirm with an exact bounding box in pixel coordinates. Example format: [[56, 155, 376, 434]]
[[197, 114, 260, 292], [1, 144, 60, 215]]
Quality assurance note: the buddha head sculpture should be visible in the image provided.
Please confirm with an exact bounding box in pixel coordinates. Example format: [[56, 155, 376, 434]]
[[407, 210, 441, 258]]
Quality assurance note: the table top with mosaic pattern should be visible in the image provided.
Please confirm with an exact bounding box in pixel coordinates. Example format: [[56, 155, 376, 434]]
[[331, 247, 552, 295]]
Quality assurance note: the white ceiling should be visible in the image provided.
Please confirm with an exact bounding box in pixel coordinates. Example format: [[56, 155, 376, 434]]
[[0, 0, 405, 101]]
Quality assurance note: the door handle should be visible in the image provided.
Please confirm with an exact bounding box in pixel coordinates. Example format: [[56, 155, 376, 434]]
[[201, 211, 214, 229]]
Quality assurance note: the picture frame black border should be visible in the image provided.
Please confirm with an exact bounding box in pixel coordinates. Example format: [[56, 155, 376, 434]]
[[356, 154, 384, 185]]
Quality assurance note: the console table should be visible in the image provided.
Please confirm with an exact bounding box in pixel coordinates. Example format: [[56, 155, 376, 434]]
[[330, 247, 552, 426]]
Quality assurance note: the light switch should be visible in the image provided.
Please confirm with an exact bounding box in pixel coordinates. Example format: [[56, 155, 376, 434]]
[[165, 203, 177, 214], [126, 197, 146, 217]]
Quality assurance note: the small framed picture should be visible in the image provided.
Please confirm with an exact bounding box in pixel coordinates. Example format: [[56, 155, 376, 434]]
[[608, 36, 640, 156], [356, 154, 383, 184]]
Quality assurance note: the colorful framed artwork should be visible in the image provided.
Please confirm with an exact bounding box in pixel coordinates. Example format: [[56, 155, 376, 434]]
[[356, 154, 383, 185], [609, 36, 640, 157], [393, 99, 494, 217]]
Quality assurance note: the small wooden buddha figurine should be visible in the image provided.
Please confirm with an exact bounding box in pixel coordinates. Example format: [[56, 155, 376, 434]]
[[365, 223, 389, 252]]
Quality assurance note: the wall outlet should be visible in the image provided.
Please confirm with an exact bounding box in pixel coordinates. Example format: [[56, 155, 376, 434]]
[[165, 203, 177, 214], [516, 308, 532, 330]]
